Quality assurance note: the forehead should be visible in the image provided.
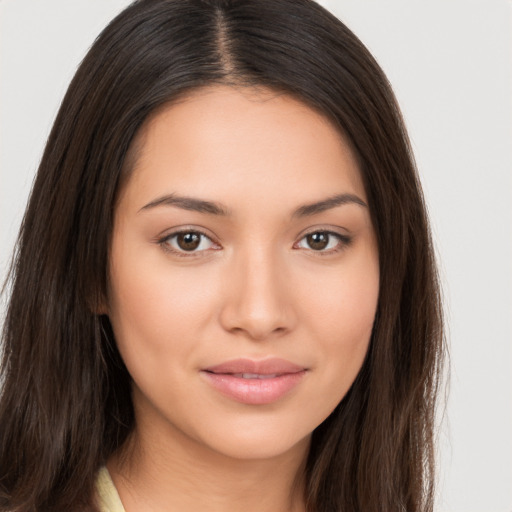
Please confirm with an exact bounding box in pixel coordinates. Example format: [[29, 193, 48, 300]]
[[119, 85, 366, 212]]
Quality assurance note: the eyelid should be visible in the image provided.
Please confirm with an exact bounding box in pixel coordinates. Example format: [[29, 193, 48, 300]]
[[296, 223, 351, 237], [157, 227, 221, 257], [293, 227, 353, 254], [155, 225, 352, 257]]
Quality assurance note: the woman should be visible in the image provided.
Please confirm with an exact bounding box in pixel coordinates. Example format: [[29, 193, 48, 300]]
[[0, 0, 444, 511]]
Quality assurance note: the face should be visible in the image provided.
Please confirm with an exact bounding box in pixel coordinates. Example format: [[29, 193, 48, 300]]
[[107, 85, 379, 462]]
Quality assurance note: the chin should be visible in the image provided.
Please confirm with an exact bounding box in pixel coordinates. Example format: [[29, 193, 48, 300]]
[[201, 428, 312, 462]]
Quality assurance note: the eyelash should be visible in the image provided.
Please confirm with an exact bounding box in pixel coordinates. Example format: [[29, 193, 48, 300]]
[[294, 230, 352, 256], [157, 228, 219, 258], [157, 229, 352, 257]]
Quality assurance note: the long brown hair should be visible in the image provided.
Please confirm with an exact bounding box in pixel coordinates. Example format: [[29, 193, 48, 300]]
[[0, 1, 444, 510]]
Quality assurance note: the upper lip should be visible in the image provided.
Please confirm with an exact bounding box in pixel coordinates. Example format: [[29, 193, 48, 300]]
[[203, 358, 306, 375]]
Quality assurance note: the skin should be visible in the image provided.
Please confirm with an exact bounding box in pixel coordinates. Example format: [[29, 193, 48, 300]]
[[106, 85, 380, 512]]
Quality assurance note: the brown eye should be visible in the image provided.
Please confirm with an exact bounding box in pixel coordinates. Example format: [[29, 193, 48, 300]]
[[296, 230, 350, 253], [162, 230, 217, 254], [306, 232, 329, 250], [177, 232, 201, 251]]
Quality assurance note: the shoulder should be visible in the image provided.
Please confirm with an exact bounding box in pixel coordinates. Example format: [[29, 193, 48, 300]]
[[95, 466, 126, 512]]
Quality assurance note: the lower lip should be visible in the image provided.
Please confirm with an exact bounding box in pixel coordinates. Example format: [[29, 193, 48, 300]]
[[201, 371, 306, 405]]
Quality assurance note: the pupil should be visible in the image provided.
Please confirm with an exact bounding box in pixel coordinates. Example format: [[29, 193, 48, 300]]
[[177, 233, 200, 251], [307, 232, 328, 250]]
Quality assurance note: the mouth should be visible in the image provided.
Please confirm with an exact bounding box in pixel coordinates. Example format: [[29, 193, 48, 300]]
[[201, 358, 307, 405], [225, 373, 283, 379]]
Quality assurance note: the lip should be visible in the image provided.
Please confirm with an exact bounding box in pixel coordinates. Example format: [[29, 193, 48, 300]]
[[201, 358, 307, 405]]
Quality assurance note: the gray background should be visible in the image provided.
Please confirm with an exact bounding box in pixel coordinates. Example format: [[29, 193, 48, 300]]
[[1, 1, 511, 510]]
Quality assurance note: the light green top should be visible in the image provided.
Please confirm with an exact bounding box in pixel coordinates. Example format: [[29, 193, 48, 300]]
[[96, 467, 126, 512]]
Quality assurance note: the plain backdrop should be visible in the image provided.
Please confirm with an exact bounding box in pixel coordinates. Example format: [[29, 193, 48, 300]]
[[1, 1, 511, 511]]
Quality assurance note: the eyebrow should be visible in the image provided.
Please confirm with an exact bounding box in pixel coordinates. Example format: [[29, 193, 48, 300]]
[[139, 192, 367, 216], [292, 193, 367, 217], [139, 194, 230, 215]]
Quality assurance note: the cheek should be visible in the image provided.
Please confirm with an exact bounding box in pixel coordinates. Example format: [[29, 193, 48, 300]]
[[302, 244, 379, 340], [299, 247, 379, 401], [107, 246, 219, 369]]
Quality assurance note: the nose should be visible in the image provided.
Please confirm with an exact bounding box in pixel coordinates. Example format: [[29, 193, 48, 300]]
[[219, 247, 297, 341]]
